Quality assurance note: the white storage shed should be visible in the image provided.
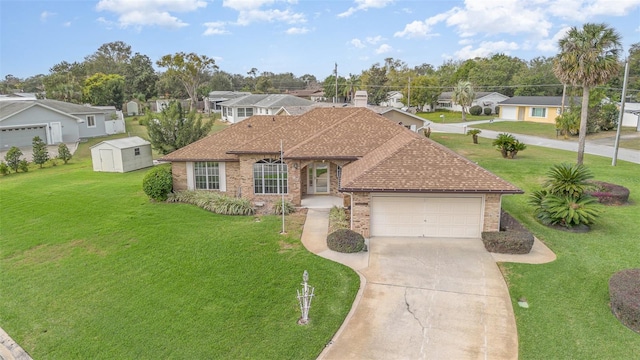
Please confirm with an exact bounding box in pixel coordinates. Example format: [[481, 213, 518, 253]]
[[91, 136, 153, 173]]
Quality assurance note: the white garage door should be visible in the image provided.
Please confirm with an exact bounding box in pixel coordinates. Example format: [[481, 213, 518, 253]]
[[500, 106, 517, 120], [370, 195, 483, 238]]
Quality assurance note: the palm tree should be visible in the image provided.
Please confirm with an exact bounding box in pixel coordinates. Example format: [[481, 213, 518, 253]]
[[553, 23, 622, 165], [343, 73, 361, 103], [451, 80, 475, 121]]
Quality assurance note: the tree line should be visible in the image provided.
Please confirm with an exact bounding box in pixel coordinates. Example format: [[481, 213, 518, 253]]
[[1, 37, 639, 111]]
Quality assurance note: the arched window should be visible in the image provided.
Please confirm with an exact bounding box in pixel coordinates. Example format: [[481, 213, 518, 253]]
[[253, 159, 287, 194]]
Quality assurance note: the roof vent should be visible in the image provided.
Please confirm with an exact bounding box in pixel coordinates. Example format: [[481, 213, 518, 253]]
[[247, 123, 252, 128]]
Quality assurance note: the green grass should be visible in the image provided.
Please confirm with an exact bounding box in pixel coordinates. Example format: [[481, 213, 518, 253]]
[[430, 133, 640, 359], [0, 144, 359, 359], [417, 110, 494, 123]]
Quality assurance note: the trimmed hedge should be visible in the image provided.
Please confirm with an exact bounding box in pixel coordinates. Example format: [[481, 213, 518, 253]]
[[586, 181, 630, 205], [142, 166, 173, 201], [469, 105, 483, 116], [482, 231, 534, 254], [327, 229, 365, 253], [609, 269, 640, 333]]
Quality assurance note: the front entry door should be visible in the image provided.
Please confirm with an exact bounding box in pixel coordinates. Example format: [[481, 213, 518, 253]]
[[308, 162, 329, 194]]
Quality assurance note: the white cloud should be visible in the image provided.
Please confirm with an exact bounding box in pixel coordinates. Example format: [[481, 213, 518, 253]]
[[40, 11, 56, 22], [96, 0, 206, 28], [338, 0, 395, 18], [366, 35, 383, 44], [63, 21, 71, 27], [375, 44, 393, 54], [236, 8, 305, 25], [536, 26, 571, 52], [350, 38, 366, 48], [454, 41, 520, 59], [222, 0, 306, 26], [286, 26, 309, 34], [203, 21, 230, 35], [96, 16, 115, 29], [548, 0, 640, 20]]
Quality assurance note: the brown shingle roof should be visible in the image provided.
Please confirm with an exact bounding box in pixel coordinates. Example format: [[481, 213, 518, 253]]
[[341, 135, 522, 194], [162, 107, 522, 194], [160, 115, 292, 161]]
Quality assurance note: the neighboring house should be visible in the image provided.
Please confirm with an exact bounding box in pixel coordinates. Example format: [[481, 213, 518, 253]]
[[380, 91, 405, 108], [126, 100, 141, 116], [90, 136, 153, 173], [287, 88, 326, 102], [498, 96, 581, 124], [206, 91, 251, 113], [0, 99, 119, 149], [276, 101, 429, 133], [436, 92, 509, 113], [0, 93, 38, 101], [621, 102, 640, 129], [219, 94, 314, 123], [161, 107, 521, 238]]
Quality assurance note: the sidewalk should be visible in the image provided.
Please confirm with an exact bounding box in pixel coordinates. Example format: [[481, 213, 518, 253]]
[[426, 120, 640, 164]]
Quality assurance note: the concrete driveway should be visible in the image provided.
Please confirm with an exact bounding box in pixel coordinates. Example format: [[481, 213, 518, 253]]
[[321, 237, 517, 360]]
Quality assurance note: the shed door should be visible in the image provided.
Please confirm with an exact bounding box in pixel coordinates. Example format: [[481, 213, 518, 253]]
[[99, 149, 115, 172], [370, 195, 483, 238]]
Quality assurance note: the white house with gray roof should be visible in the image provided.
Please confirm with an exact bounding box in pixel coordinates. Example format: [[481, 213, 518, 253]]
[[220, 94, 314, 123], [436, 92, 509, 113], [0, 99, 119, 149]]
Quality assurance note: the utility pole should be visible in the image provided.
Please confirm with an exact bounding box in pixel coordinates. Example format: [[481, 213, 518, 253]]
[[407, 77, 411, 108], [612, 58, 630, 166], [334, 62, 338, 103]]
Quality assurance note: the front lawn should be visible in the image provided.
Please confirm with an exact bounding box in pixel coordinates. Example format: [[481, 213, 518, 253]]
[[416, 110, 494, 123], [0, 147, 359, 359], [430, 133, 640, 359]]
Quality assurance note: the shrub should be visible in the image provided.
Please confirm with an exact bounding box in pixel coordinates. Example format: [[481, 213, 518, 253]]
[[142, 166, 173, 201], [57, 143, 72, 164], [327, 229, 365, 253], [273, 199, 295, 215], [483, 107, 492, 115], [481, 231, 534, 254], [586, 181, 630, 205], [466, 129, 482, 144], [492, 133, 526, 159], [4, 146, 22, 172], [167, 191, 255, 216], [329, 206, 349, 232], [528, 163, 600, 229], [469, 105, 483, 116], [18, 159, 29, 172], [609, 269, 640, 333], [32, 136, 49, 168], [495, 105, 500, 115], [0, 161, 9, 175]]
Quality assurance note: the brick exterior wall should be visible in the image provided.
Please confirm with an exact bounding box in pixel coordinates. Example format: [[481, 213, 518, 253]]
[[350, 192, 371, 238], [171, 162, 187, 191], [483, 194, 502, 232]]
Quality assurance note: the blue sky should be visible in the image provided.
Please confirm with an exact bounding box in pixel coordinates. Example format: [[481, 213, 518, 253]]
[[1, 0, 639, 80]]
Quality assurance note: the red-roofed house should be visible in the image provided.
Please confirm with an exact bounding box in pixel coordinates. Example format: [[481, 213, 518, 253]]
[[161, 107, 522, 238]]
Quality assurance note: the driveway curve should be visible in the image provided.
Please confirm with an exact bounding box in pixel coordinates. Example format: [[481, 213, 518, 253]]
[[320, 237, 517, 360]]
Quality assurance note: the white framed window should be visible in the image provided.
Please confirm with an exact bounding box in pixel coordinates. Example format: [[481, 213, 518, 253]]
[[194, 162, 220, 190], [134, 148, 140, 156], [238, 108, 245, 117], [253, 159, 287, 194], [87, 115, 96, 127], [245, 108, 253, 116], [531, 107, 546, 117]]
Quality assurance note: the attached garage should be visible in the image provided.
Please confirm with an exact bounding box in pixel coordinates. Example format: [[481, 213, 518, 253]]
[[370, 195, 484, 238], [0, 125, 47, 148], [499, 106, 517, 120]]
